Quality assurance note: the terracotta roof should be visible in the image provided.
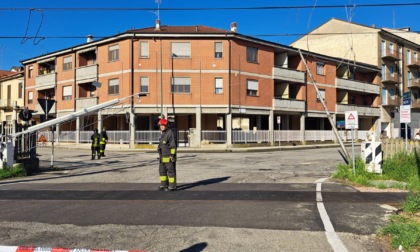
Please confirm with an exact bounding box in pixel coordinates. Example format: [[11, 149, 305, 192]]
[[0, 70, 14, 78], [128, 25, 231, 34]]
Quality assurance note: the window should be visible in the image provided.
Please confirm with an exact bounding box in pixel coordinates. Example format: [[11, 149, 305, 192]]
[[215, 78, 223, 94], [407, 50, 411, 64], [215, 42, 223, 58], [108, 78, 119, 95], [140, 77, 149, 93], [317, 89, 325, 102], [28, 91, 33, 104], [316, 62, 325, 75], [246, 79, 258, 96], [408, 71, 411, 87], [172, 77, 190, 93], [63, 56, 72, 71], [18, 82, 23, 99], [108, 44, 119, 62], [246, 46, 258, 63], [171, 42, 191, 58], [140, 41, 149, 58], [28, 66, 33, 78], [62, 86, 72, 100]]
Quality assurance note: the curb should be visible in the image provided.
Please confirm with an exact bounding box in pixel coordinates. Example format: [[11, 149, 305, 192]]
[[0, 246, 147, 252]]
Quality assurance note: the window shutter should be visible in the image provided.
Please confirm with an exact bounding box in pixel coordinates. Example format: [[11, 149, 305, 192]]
[[172, 42, 191, 57], [215, 78, 223, 88], [63, 86, 72, 96], [247, 80, 258, 90], [140, 42, 149, 57]]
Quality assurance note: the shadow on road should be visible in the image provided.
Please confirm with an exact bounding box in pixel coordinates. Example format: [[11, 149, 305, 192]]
[[179, 242, 208, 252], [177, 176, 230, 191]]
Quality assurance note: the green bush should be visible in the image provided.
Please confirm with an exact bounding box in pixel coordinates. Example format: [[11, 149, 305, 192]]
[[382, 152, 420, 182], [0, 165, 27, 179], [403, 193, 420, 213]]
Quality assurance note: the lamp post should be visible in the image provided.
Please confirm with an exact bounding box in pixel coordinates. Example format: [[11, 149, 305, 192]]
[[171, 53, 177, 115]]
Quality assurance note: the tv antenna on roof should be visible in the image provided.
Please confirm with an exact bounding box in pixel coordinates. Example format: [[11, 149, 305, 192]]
[[155, 0, 161, 20]]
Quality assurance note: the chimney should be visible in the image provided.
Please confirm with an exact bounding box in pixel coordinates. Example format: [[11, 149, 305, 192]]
[[155, 19, 161, 31], [86, 34, 93, 43], [230, 22, 237, 33]]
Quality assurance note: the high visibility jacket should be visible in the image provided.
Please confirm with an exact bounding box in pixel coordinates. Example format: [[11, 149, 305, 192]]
[[91, 133, 100, 147], [100, 137, 106, 145], [158, 129, 176, 163]]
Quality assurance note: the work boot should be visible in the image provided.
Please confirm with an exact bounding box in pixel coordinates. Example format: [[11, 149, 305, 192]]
[[91, 157, 94, 160], [168, 186, 177, 192], [158, 186, 168, 191], [98, 155, 101, 160]]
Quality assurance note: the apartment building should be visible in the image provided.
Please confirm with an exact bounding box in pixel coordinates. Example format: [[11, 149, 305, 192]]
[[291, 18, 420, 139], [21, 21, 380, 148], [0, 69, 24, 136]]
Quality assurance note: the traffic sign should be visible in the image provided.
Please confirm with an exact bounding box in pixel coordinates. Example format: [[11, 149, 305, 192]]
[[345, 111, 358, 129], [403, 91, 411, 105], [37, 99, 56, 115], [400, 105, 411, 123]]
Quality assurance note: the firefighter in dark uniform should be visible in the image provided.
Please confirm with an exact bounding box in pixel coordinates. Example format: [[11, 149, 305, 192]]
[[91, 128, 101, 160], [99, 127, 108, 157], [157, 118, 177, 191]]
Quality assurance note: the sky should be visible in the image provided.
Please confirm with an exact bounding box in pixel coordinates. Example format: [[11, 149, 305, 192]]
[[0, 0, 419, 70]]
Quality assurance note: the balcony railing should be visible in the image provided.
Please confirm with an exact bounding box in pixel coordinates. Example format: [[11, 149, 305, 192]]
[[336, 104, 380, 117], [272, 66, 305, 83], [35, 73, 56, 90], [381, 49, 401, 61], [382, 73, 400, 84], [76, 64, 98, 84], [407, 58, 420, 69], [408, 78, 420, 88], [75, 97, 98, 111], [0, 99, 13, 109], [381, 96, 400, 107], [336, 78, 379, 94], [272, 98, 305, 112]]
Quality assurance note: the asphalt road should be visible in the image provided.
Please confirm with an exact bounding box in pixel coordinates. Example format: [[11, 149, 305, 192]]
[[0, 145, 406, 252]]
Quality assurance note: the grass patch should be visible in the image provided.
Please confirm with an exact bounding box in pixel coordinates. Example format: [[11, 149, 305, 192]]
[[334, 151, 420, 251]]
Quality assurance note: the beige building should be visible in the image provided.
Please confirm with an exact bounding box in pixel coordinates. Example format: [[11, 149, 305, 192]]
[[0, 69, 24, 136], [291, 18, 420, 139]]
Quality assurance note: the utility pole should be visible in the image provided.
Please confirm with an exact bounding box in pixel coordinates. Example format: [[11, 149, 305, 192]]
[[298, 49, 351, 161]]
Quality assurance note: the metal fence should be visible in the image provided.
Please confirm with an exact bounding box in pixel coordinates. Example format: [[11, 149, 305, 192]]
[[36, 129, 369, 146]]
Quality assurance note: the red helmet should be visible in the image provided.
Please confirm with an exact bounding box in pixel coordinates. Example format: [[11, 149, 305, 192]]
[[158, 118, 168, 126]]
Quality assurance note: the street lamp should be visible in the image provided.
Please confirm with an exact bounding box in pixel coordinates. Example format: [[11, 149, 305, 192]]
[[171, 53, 177, 115]]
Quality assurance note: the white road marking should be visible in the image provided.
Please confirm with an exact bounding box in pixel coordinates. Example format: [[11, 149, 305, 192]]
[[315, 178, 348, 252]]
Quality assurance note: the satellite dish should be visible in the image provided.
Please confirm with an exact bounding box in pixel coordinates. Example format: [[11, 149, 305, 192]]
[[19, 109, 32, 121], [92, 81, 102, 88]]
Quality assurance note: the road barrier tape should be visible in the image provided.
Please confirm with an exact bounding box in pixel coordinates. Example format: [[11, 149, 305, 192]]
[[0, 246, 148, 252]]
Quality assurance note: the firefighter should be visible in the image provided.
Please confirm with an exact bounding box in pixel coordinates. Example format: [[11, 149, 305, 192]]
[[99, 127, 108, 157], [157, 118, 177, 191], [91, 128, 101, 160]]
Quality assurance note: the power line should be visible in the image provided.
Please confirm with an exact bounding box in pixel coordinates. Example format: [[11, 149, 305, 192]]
[[1, 3, 420, 12]]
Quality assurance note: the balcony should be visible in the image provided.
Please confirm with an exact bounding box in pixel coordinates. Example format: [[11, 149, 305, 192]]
[[408, 78, 420, 88], [381, 49, 401, 61], [273, 98, 305, 112], [75, 97, 98, 111], [336, 104, 380, 117], [382, 73, 400, 84], [272, 66, 305, 83], [0, 99, 13, 110], [381, 96, 400, 107], [76, 64, 98, 84], [336, 78, 379, 94], [411, 100, 420, 109], [407, 58, 420, 69], [35, 73, 56, 90]]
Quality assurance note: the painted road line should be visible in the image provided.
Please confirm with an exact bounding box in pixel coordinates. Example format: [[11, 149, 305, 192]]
[[315, 178, 349, 252], [0, 246, 148, 252]]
